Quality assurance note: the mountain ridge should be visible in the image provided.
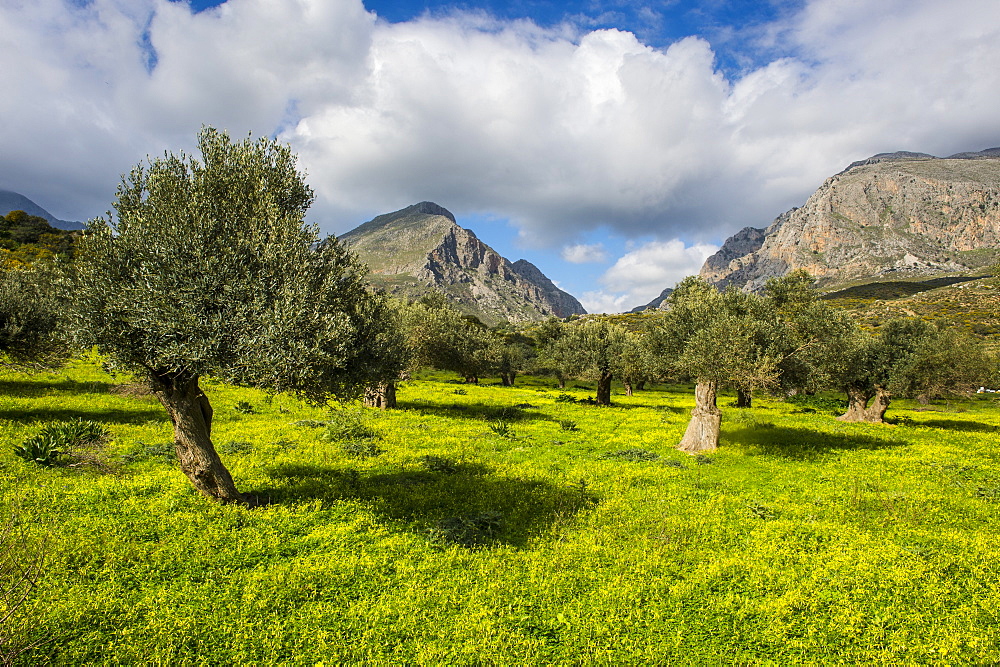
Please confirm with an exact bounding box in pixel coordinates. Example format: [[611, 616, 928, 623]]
[[340, 202, 586, 325], [0, 189, 86, 230], [697, 147, 1000, 292]]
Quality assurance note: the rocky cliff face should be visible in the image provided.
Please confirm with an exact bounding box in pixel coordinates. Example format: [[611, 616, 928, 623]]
[[340, 202, 586, 325], [510, 259, 586, 318], [700, 149, 1000, 291], [630, 287, 674, 313], [699, 226, 770, 285]]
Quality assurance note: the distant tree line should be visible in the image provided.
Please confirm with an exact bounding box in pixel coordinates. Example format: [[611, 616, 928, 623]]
[[0, 210, 77, 267], [1, 126, 995, 503], [380, 270, 993, 451]]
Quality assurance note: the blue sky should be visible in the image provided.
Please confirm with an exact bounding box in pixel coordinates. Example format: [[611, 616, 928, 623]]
[[362, 0, 793, 72], [3, 0, 1000, 312], [187, 0, 789, 56]]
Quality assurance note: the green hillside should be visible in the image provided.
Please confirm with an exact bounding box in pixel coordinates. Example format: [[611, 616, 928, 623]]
[[822, 274, 1000, 345]]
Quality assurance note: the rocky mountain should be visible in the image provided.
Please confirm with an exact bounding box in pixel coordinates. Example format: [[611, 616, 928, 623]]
[[0, 189, 85, 230], [630, 287, 674, 313], [700, 148, 1000, 291], [339, 202, 586, 325]]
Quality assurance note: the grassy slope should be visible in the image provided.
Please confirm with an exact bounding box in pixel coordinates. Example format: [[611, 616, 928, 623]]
[[823, 276, 1000, 348], [2, 361, 1000, 664]]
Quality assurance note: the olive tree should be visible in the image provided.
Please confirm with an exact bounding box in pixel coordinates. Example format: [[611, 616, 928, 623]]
[[648, 278, 785, 453], [765, 271, 859, 399], [362, 299, 408, 409], [617, 329, 652, 396], [835, 318, 993, 423], [532, 317, 571, 389], [68, 127, 402, 502], [0, 263, 67, 370], [554, 318, 630, 405], [491, 328, 535, 387], [891, 326, 994, 403], [397, 294, 497, 383]]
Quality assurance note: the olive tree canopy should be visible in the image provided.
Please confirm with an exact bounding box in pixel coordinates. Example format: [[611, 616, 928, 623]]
[[0, 263, 67, 369], [648, 278, 787, 453], [69, 127, 402, 501], [834, 318, 993, 423]]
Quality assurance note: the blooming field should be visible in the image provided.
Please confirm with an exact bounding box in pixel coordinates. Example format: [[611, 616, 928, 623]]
[[2, 360, 999, 664]]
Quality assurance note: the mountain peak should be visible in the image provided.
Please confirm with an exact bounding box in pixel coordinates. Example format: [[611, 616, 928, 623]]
[[842, 147, 1000, 174], [701, 150, 1000, 291], [340, 203, 585, 324], [355, 201, 453, 230], [0, 189, 85, 230], [408, 201, 456, 222]]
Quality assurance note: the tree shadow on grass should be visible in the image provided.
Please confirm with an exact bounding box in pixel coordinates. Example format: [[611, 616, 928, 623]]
[[911, 419, 999, 433], [603, 400, 688, 410], [248, 462, 598, 549], [397, 399, 550, 424], [0, 379, 164, 425], [0, 377, 115, 398], [726, 424, 909, 460], [0, 405, 164, 425]]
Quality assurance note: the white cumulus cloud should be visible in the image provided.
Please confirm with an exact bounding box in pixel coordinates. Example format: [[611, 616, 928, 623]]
[[0, 0, 375, 220], [581, 239, 718, 314], [561, 243, 609, 263], [2, 0, 999, 249]]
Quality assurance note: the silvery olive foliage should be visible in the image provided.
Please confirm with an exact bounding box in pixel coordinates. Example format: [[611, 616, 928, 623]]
[[69, 126, 403, 404], [0, 262, 66, 369]]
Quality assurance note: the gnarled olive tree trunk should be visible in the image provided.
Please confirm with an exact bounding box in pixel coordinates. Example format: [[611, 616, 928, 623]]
[[364, 382, 397, 409], [595, 370, 613, 406], [149, 370, 241, 502], [838, 384, 875, 422], [678, 380, 721, 453], [864, 386, 891, 423], [838, 384, 891, 423], [735, 387, 752, 408]]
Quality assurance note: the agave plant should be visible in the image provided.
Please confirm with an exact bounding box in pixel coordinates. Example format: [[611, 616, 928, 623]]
[[14, 419, 111, 467], [13, 433, 64, 467], [38, 419, 110, 446], [487, 419, 516, 439]]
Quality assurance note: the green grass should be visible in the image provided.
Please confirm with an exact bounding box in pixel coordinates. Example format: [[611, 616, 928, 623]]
[[3, 361, 1000, 664], [821, 275, 988, 301], [822, 275, 1000, 349]]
